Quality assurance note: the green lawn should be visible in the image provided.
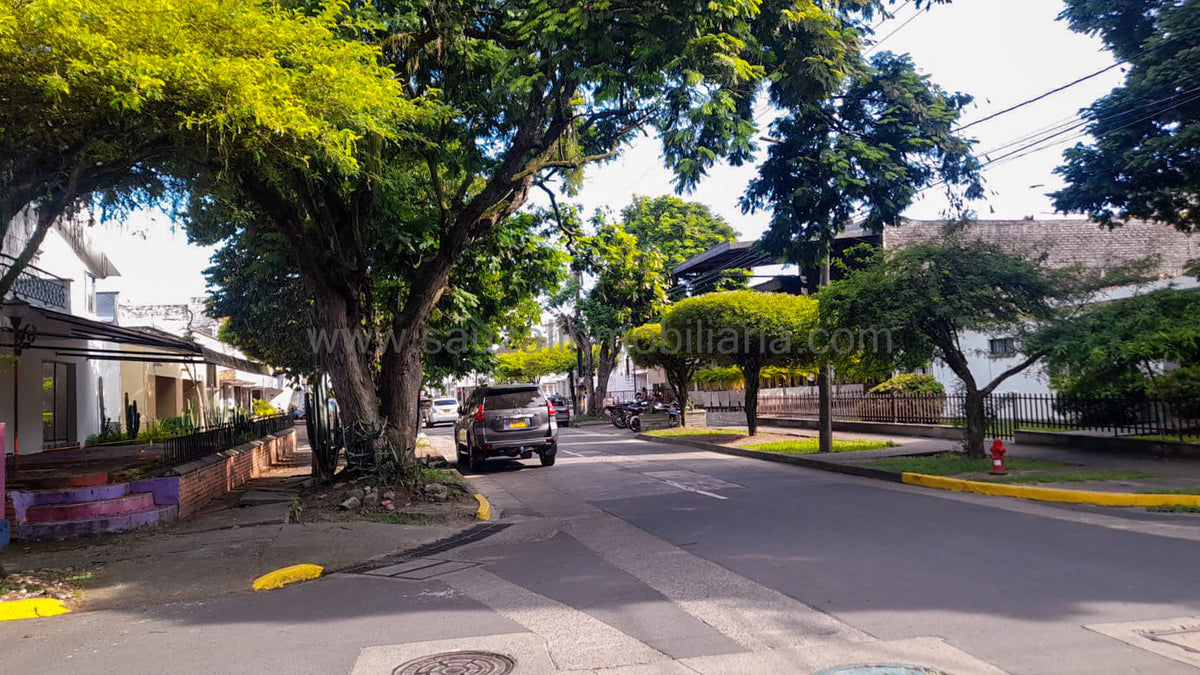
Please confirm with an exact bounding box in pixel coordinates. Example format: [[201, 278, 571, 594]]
[[982, 471, 1156, 484], [645, 428, 744, 438], [866, 452, 1066, 475], [745, 438, 897, 454], [1140, 487, 1200, 495], [1130, 434, 1200, 444]]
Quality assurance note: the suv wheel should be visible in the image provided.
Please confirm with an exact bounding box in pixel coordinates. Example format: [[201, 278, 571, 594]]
[[539, 444, 557, 467], [468, 447, 486, 473]]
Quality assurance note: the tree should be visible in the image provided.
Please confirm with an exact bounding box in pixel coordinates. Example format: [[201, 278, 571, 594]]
[[664, 290, 818, 435], [209, 0, 921, 454], [618, 196, 744, 294], [494, 346, 577, 384], [628, 323, 706, 426], [741, 51, 982, 261], [1053, 0, 1200, 231], [818, 239, 1082, 457], [570, 222, 668, 414], [1028, 288, 1200, 401], [0, 0, 409, 301]]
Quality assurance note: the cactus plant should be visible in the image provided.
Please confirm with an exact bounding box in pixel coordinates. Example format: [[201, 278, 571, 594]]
[[124, 393, 141, 440]]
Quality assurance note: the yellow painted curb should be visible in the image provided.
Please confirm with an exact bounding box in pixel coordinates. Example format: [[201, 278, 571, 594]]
[[252, 564, 324, 592], [0, 598, 71, 621], [474, 493, 491, 521], [902, 472, 1200, 507]]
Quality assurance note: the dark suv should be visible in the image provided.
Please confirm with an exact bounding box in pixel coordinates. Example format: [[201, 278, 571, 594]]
[[454, 384, 558, 471]]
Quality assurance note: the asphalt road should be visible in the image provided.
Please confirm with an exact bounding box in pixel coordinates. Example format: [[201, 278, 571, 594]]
[[6, 427, 1200, 674]]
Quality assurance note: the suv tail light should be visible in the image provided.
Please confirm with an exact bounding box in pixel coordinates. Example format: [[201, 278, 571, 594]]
[[474, 403, 485, 420], [546, 398, 556, 415]]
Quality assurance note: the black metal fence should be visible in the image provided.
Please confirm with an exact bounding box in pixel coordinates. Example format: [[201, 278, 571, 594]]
[[162, 414, 294, 466], [752, 392, 1200, 440]]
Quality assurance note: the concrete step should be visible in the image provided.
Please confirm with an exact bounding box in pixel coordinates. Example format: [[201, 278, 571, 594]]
[[17, 504, 177, 541], [25, 492, 156, 523]]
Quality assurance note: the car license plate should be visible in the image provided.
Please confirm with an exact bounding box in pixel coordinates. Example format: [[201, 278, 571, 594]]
[[507, 419, 528, 429], [439, 407, 453, 413]]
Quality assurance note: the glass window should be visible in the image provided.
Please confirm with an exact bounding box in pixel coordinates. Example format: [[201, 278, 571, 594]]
[[484, 388, 543, 410], [42, 361, 76, 447]]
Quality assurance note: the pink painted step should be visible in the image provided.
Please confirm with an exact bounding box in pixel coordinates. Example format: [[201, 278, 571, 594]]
[[25, 492, 155, 523]]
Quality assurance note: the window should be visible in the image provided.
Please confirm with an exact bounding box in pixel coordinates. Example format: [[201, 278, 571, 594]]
[[484, 388, 543, 410], [989, 337, 1017, 357], [42, 361, 76, 447]]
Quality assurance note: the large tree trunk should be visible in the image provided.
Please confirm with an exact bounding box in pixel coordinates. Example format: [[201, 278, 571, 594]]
[[741, 362, 763, 436], [963, 388, 987, 458], [593, 338, 620, 415], [310, 284, 381, 435]]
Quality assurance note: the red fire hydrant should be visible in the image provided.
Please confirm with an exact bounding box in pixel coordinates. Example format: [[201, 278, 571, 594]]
[[990, 439, 1007, 475]]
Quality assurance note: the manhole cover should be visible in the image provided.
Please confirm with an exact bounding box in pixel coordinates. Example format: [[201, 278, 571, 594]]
[[392, 650, 515, 675], [816, 666, 951, 675]]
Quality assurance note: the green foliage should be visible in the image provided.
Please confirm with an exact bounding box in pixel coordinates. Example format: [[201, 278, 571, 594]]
[[819, 240, 1078, 381], [1028, 288, 1200, 399], [869, 374, 945, 395], [617, 196, 744, 294], [1054, 0, 1200, 231], [743, 51, 982, 265], [663, 290, 819, 434], [746, 439, 897, 454], [664, 291, 819, 366], [694, 366, 745, 389], [866, 453, 1066, 475], [252, 399, 278, 418], [494, 346, 577, 383]]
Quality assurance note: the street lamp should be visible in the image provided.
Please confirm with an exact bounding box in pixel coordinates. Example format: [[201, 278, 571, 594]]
[[3, 300, 36, 465]]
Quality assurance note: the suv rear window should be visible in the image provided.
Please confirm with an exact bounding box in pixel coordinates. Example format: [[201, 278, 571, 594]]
[[484, 389, 543, 410]]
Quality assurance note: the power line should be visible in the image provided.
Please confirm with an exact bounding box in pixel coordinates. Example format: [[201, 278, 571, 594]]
[[956, 62, 1124, 132], [865, 7, 925, 54]]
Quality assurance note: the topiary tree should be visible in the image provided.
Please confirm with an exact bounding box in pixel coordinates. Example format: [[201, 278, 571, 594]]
[[869, 374, 946, 395], [628, 323, 706, 426], [663, 291, 818, 435]]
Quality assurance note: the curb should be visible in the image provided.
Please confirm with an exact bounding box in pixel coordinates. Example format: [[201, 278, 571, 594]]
[[473, 493, 492, 521], [0, 598, 70, 621], [902, 473, 1200, 507], [637, 433, 1200, 509], [252, 564, 324, 592], [451, 468, 498, 521]]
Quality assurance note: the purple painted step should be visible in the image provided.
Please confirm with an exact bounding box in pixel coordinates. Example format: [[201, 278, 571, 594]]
[[17, 504, 178, 541], [25, 492, 155, 523]]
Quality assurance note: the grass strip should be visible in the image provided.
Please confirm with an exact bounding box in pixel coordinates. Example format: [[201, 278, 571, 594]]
[[866, 452, 1065, 475], [645, 428, 744, 438], [982, 471, 1156, 484], [744, 439, 897, 454]]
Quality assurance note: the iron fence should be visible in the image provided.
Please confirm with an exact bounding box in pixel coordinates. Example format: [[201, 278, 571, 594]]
[[750, 391, 1200, 440], [162, 414, 294, 465]]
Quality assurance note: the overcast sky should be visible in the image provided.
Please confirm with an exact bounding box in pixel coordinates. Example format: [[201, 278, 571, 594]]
[[103, 0, 1124, 304]]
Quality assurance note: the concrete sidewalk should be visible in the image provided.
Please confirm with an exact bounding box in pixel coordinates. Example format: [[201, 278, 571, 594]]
[[0, 431, 476, 612]]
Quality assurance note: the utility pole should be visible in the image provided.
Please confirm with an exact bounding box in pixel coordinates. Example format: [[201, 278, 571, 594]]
[[818, 259, 833, 453]]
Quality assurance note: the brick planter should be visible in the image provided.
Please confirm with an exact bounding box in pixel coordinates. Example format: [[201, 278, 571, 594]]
[[173, 429, 297, 518]]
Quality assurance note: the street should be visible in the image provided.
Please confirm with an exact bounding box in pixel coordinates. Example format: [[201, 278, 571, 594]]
[[5, 426, 1200, 674]]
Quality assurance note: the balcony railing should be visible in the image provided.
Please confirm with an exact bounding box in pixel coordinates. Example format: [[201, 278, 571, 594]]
[[1, 254, 70, 311]]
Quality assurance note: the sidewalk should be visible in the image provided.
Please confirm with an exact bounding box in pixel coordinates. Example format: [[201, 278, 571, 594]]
[[0, 430, 476, 612]]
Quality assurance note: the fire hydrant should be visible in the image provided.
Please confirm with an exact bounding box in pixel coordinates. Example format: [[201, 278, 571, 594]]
[[990, 439, 1007, 475]]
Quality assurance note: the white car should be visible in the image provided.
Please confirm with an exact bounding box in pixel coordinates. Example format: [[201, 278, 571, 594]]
[[425, 397, 461, 427]]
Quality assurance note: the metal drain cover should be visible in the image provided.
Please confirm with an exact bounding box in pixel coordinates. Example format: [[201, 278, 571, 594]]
[[392, 650, 515, 675], [816, 666, 952, 675]]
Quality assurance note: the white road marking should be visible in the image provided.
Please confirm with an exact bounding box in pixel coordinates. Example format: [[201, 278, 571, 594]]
[[654, 478, 729, 500], [559, 448, 585, 457]]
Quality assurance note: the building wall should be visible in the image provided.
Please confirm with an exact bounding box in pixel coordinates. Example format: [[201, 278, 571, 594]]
[[884, 219, 1198, 278]]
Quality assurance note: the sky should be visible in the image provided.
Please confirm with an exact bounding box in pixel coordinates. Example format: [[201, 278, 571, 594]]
[[101, 0, 1126, 303]]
